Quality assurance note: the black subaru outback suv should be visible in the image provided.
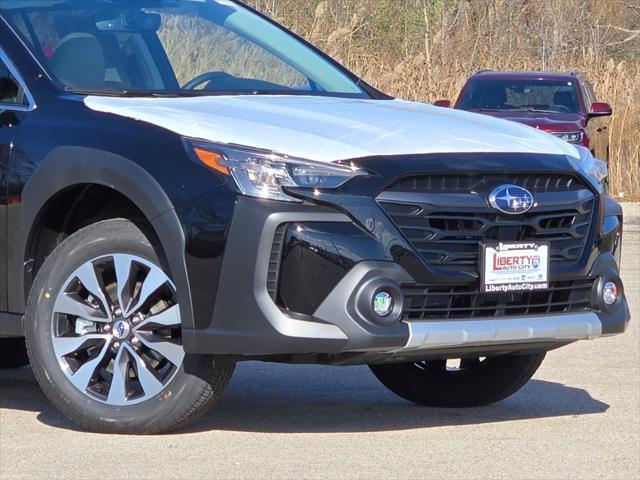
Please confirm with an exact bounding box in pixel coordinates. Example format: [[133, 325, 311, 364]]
[[0, 0, 629, 434]]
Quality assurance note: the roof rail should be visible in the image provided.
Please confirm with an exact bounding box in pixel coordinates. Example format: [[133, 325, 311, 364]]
[[474, 69, 493, 75]]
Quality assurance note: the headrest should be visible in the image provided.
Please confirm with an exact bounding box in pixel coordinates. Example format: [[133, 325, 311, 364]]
[[49, 33, 106, 89]]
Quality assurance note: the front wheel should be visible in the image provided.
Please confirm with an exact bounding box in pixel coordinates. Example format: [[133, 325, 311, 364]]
[[25, 219, 234, 434], [370, 353, 545, 408]]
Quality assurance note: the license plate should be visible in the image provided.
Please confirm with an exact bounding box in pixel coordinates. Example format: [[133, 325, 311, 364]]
[[480, 242, 550, 293]]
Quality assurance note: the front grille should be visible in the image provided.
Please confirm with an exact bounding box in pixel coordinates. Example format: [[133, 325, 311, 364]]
[[403, 279, 595, 320], [379, 173, 596, 271], [387, 173, 584, 193], [267, 224, 287, 300]]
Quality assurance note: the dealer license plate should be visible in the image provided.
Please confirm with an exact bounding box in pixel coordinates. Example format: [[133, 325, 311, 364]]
[[481, 242, 550, 293]]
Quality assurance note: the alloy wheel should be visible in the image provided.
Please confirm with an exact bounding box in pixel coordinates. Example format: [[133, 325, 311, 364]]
[[50, 254, 184, 406]]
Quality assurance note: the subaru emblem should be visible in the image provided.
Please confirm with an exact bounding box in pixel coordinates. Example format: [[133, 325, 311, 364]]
[[489, 184, 535, 215], [112, 320, 130, 340]]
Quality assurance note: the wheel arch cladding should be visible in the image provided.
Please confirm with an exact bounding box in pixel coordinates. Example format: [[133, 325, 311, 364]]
[[13, 146, 195, 329]]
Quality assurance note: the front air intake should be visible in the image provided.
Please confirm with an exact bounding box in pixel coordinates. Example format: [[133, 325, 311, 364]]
[[403, 279, 595, 320]]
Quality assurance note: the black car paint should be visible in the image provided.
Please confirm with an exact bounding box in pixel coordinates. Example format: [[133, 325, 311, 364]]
[[6, 101, 241, 332], [0, 1, 389, 337], [0, 17, 232, 332], [0, 11, 629, 359]]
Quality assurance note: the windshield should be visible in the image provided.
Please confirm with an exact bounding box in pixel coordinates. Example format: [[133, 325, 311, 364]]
[[458, 79, 581, 113], [2, 0, 367, 98]]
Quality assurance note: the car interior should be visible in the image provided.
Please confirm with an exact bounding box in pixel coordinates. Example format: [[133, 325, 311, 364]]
[[463, 80, 581, 113], [8, 8, 313, 94]]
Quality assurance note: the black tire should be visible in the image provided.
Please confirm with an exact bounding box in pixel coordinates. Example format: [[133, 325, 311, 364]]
[[370, 353, 545, 408], [0, 338, 30, 369], [25, 219, 234, 434]]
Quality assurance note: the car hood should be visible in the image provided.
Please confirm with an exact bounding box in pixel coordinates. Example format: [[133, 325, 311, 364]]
[[473, 110, 585, 131], [85, 95, 579, 162]]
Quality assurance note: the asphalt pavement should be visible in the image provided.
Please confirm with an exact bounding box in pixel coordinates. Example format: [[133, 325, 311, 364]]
[[1, 204, 638, 480]]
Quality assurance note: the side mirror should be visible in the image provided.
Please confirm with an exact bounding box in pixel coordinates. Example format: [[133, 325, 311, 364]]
[[434, 99, 451, 108], [589, 102, 612, 117]]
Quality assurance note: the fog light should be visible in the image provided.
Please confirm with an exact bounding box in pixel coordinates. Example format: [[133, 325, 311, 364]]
[[373, 291, 394, 317], [603, 281, 619, 306]]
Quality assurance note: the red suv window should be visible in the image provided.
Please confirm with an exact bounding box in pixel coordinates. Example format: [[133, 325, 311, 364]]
[[459, 79, 581, 113]]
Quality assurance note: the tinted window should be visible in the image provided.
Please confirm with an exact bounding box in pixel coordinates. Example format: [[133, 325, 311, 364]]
[[583, 81, 597, 107], [459, 79, 581, 113], [4, 0, 365, 98], [157, 14, 310, 90]]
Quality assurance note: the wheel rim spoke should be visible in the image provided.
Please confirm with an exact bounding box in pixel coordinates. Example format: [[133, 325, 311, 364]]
[[74, 262, 112, 320], [113, 255, 135, 313], [68, 341, 111, 392], [54, 294, 110, 323], [124, 267, 168, 318], [107, 347, 129, 405], [126, 345, 164, 395], [135, 305, 181, 330], [136, 332, 184, 367], [52, 334, 110, 358]]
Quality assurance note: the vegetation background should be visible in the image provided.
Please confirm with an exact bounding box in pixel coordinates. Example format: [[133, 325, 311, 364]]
[[247, 0, 640, 198]]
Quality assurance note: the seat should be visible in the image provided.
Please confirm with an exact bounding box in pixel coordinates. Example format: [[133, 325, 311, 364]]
[[49, 33, 106, 89]]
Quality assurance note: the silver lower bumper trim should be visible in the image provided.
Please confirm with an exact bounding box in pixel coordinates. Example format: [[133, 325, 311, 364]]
[[399, 312, 602, 352]]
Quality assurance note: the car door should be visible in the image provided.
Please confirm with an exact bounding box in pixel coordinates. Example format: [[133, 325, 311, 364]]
[[0, 50, 31, 312]]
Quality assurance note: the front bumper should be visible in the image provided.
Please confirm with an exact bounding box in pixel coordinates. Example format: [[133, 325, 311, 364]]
[[183, 192, 630, 359]]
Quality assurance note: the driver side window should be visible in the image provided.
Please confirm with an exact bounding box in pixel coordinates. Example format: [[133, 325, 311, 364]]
[[0, 58, 25, 106], [157, 15, 311, 91]]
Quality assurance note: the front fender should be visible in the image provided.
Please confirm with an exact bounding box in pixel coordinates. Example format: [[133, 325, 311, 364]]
[[10, 146, 195, 329]]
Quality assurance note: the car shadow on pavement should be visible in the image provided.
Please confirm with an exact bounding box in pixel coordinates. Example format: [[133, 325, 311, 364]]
[[0, 362, 609, 435]]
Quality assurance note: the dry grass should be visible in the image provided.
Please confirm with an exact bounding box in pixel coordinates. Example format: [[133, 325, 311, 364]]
[[249, 0, 640, 198]]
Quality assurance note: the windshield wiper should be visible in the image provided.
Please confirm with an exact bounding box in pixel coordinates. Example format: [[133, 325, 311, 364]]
[[470, 107, 565, 114], [510, 108, 561, 114], [68, 87, 213, 97], [65, 87, 131, 97]]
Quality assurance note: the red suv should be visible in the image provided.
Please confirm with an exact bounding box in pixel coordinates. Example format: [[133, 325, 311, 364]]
[[436, 71, 613, 163]]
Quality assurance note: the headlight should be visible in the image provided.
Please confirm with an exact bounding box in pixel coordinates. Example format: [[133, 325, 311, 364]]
[[552, 131, 583, 144], [580, 153, 609, 186], [585, 158, 609, 185], [184, 139, 368, 202]]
